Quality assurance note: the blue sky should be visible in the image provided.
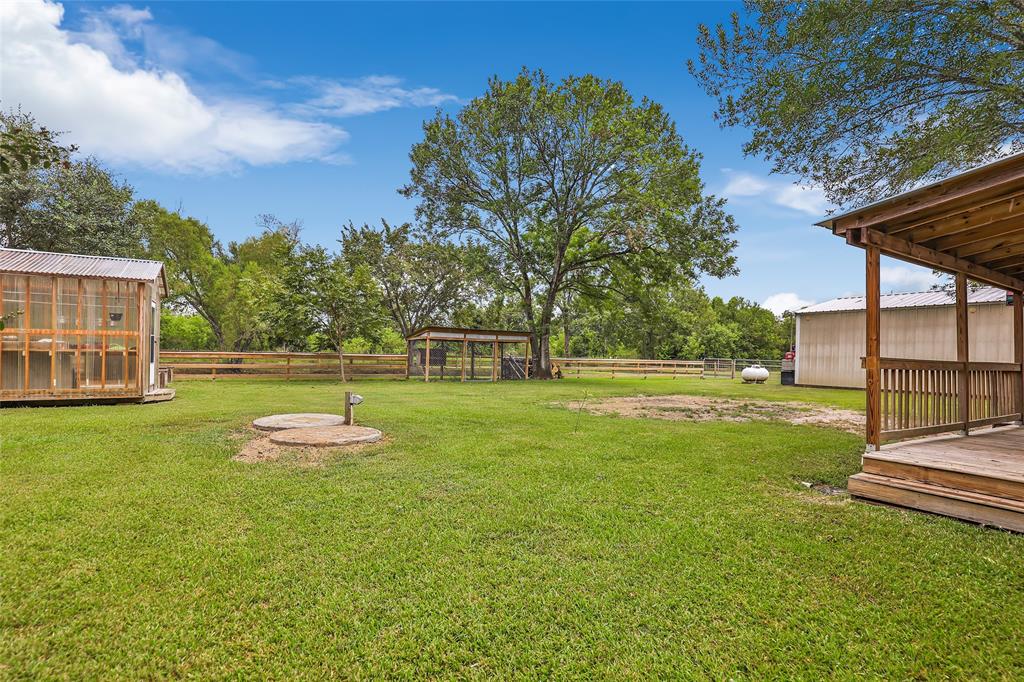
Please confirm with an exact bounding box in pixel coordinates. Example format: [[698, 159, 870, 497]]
[[2, 0, 943, 313]]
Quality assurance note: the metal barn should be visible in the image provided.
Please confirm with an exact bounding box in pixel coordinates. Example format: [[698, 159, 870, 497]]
[[0, 248, 172, 404], [795, 288, 1014, 389]]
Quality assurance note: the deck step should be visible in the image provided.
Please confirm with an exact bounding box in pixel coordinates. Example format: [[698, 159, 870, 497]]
[[863, 452, 1024, 503], [848, 472, 1024, 532]]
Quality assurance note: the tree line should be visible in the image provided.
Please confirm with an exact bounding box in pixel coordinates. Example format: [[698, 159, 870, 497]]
[[2, 72, 796, 375], [5, 0, 1023, 371]]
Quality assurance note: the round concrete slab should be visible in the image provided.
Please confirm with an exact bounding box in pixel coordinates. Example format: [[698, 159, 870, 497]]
[[269, 425, 383, 448], [252, 413, 346, 432]]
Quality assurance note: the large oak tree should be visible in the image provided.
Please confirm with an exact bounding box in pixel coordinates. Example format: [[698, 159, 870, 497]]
[[402, 69, 737, 378], [690, 0, 1024, 205]]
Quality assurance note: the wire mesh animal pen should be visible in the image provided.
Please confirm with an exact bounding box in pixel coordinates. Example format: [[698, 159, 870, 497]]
[[406, 326, 532, 381]]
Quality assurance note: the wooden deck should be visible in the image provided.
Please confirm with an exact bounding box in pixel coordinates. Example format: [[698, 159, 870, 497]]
[[849, 426, 1024, 532]]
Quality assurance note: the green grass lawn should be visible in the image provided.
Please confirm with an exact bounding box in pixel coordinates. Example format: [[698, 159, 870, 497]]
[[3, 377, 1023, 678]]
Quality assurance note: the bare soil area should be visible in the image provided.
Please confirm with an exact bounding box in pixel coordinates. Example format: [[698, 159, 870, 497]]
[[563, 395, 863, 434]]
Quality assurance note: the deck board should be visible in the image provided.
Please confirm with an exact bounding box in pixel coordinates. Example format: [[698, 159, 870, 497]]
[[871, 427, 1024, 483], [852, 426, 1024, 530]]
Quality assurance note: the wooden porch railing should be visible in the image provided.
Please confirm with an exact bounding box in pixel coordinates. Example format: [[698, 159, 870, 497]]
[[865, 358, 1022, 442]]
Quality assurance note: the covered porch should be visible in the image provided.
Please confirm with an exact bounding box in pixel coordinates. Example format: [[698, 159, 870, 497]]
[[819, 153, 1024, 530]]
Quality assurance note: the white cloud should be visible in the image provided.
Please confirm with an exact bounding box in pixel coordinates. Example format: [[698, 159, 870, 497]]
[[762, 292, 814, 315], [722, 172, 769, 197], [294, 75, 459, 117], [774, 184, 829, 216], [880, 265, 942, 292], [71, 4, 254, 79], [67, 4, 152, 69], [1, 0, 348, 172], [720, 170, 831, 216]]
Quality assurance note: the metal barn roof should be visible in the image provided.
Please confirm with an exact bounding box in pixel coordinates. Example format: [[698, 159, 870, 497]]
[[0, 248, 167, 293], [797, 286, 1007, 314]]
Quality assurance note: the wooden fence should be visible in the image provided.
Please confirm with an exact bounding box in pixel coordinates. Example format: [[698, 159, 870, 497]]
[[161, 351, 406, 380], [161, 351, 781, 382], [552, 357, 704, 378]]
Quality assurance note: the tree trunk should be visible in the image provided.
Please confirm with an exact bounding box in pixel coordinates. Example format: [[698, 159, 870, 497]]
[[535, 333, 553, 379], [338, 346, 347, 382], [532, 308, 555, 380], [563, 315, 570, 356]]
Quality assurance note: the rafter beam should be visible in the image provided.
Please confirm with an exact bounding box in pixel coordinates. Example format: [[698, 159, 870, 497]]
[[967, 240, 1024, 265], [894, 192, 1024, 241], [845, 227, 1024, 291], [950, 226, 1024, 258], [925, 214, 1024, 253], [989, 254, 1024, 271]]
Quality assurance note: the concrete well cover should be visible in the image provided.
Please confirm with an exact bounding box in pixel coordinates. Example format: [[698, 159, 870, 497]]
[[252, 413, 346, 431], [269, 425, 383, 447]]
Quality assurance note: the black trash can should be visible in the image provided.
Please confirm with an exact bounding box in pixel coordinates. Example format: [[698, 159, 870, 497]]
[[781, 357, 795, 385]]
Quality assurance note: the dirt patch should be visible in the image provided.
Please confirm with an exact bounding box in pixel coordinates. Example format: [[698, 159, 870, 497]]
[[232, 428, 384, 466], [799, 480, 849, 496], [563, 395, 863, 434]]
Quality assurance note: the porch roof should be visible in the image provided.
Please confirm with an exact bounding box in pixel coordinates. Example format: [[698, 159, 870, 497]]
[[817, 152, 1024, 291]]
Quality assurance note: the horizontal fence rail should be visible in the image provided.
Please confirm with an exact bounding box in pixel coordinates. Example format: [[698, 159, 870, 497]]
[[161, 351, 406, 380], [552, 352, 782, 378], [867, 357, 1023, 441], [552, 357, 703, 378], [161, 351, 786, 382], [553, 357, 708, 378]]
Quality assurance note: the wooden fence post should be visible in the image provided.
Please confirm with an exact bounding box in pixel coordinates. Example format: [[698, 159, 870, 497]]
[[461, 339, 467, 382], [425, 335, 431, 383], [491, 337, 498, 382]]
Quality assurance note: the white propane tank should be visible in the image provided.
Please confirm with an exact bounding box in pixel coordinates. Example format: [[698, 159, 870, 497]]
[[741, 364, 770, 384]]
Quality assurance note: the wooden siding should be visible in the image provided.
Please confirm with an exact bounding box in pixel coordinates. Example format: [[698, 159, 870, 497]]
[[796, 303, 1014, 388]]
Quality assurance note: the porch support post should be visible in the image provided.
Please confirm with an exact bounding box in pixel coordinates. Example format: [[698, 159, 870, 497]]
[[1015, 290, 1023, 422], [424, 334, 431, 383], [461, 338, 467, 382], [491, 335, 498, 382], [865, 245, 882, 451], [956, 273, 970, 434]]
